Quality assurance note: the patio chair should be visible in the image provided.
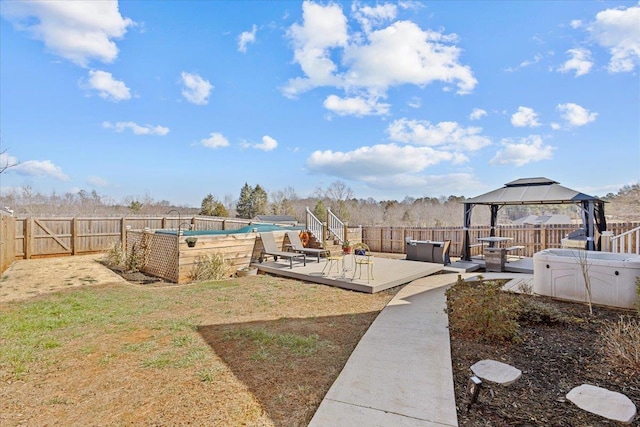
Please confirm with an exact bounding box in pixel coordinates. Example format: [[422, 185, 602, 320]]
[[432, 240, 451, 265], [352, 242, 374, 282], [322, 252, 344, 276], [259, 232, 306, 269], [285, 231, 330, 263]]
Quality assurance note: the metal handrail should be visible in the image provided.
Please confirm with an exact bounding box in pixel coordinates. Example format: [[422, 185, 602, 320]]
[[610, 225, 640, 254], [305, 208, 324, 248], [327, 207, 345, 243]]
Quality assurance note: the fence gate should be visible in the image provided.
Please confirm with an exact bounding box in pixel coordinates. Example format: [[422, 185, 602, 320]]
[[27, 218, 74, 258]]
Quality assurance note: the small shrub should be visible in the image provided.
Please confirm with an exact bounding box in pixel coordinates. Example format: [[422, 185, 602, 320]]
[[190, 253, 233, 282], [126, 242, 143, 272], [518, 298, 568, 325], [103, 241, 125, 269], [600, 316, 640, 372], [445, 280, 521, 343]]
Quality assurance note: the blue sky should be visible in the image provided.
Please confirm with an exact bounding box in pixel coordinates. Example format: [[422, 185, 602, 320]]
[[1, 0, 639, 207]]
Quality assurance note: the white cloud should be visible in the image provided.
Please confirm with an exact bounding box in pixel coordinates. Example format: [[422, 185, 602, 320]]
[[1, 0, 134, 67], [342, 20, 477, 94], [469, 108, 487, 120], [254, 135, 278, 151], [85, 70, 131, 101], [307, 143, 453, 180], [558, 48, 593, 76], [490, 135, 554, 166], [519, 53, 542, 68], [550, 122, 561, 130], [511, 106, 541, 128], [305, 144, 482, 196], [352, 2, 397, 34], [102, 121, 169, 135], [238, 24, 257, 53], [201, 132, 229, 148], [570, 19, 583, 29], [283, 1, 477, 114], [87, 176, 109, 187], [387, 118, 491, 151], [407, 96, 421, 108], [283, 1, 348, 98], [556, 102, 598, 126], [14, 160, 69, 181], [180, 72, 213, 105], [588, 3, 640, 73], [365, 172, 482, 195], [323, 94, 390, 116]]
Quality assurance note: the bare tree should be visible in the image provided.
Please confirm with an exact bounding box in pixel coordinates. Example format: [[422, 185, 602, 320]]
[[0, 148, 19, 174], [574, 249, 593, 315]]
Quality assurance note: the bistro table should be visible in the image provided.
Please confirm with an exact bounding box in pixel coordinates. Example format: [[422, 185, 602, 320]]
[[477, 236, 513, 248]]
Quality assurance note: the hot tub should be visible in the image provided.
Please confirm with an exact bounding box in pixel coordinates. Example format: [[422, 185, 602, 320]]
[[533, 249, 640, 309]]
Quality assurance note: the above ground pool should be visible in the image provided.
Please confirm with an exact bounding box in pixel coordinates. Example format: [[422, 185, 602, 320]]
[[155, 223, 303, 236]]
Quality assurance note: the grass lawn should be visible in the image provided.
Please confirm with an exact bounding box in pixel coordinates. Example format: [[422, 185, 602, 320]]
[[0, 275, 400, 426]]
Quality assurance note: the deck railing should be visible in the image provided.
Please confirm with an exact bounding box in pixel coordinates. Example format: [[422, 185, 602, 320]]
[[305, 208, 325, 247], [609, 225, 640, 254], [326, 207, 346, 244]]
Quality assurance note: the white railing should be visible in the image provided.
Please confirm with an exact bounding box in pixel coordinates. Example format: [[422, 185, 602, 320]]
[[610, 226, 640, 254], [305, 208, 324, 248], [327, 207, 345, 244]]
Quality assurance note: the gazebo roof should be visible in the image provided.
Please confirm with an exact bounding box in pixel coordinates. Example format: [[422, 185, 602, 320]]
[[464, 177, 605, 206]]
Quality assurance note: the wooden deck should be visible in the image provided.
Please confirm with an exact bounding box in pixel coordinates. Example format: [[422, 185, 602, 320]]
[[255, 255, 444, 294]]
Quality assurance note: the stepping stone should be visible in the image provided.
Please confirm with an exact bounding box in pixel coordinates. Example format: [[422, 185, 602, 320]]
[[470, 359, 521, 385], [566, 384, 637, 424]]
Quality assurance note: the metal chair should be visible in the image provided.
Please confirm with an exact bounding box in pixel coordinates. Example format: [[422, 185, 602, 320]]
[[322, 252, 344, 276], [352, 242, 374, 282]]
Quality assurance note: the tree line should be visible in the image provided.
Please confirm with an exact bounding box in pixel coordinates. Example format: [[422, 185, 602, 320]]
[[1, 181, 638, 226]]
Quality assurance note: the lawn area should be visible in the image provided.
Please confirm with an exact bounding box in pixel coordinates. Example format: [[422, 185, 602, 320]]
[[0, 275, 400, 426]]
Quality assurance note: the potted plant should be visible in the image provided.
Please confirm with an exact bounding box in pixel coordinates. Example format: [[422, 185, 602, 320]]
[[185, 236, 198, 247], [342, 240, 351, 254]]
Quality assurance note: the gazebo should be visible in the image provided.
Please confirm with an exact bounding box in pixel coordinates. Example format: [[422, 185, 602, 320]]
[[460, 177, 607, 261]]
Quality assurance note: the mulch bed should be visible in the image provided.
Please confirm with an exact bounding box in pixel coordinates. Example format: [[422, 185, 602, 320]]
[[450, 294, 640, 426]]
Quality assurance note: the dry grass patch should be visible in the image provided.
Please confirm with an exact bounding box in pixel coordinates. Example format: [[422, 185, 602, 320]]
[[0, 274, 399, 426]]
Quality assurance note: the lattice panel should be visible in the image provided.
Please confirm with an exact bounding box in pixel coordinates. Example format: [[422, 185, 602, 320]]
[[127, 231, 179, 282]]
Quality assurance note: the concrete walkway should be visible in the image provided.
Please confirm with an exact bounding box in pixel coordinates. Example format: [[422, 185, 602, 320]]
[[309, 273, 464, 427], [309, 271, 535, 427]]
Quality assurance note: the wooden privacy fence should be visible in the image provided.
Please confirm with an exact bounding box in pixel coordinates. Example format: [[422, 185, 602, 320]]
[[1, 213, 16, 273], [4, 216, 639, 270], [8, 216, 263, 261], [362, 222, 640, 258]]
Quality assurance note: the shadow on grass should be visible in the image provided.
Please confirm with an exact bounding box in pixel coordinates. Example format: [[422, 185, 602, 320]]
[[197, 312, 380, 426]]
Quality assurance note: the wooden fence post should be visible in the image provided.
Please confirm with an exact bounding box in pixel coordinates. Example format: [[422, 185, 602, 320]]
[[71, 217, 77, 255], [121, 218, 127, 247], [25, 218, 32, 259]]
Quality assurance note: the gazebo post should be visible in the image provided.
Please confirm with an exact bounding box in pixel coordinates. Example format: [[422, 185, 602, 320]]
[[490, 205, 499, 237], [461, 203, 473, 261]]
